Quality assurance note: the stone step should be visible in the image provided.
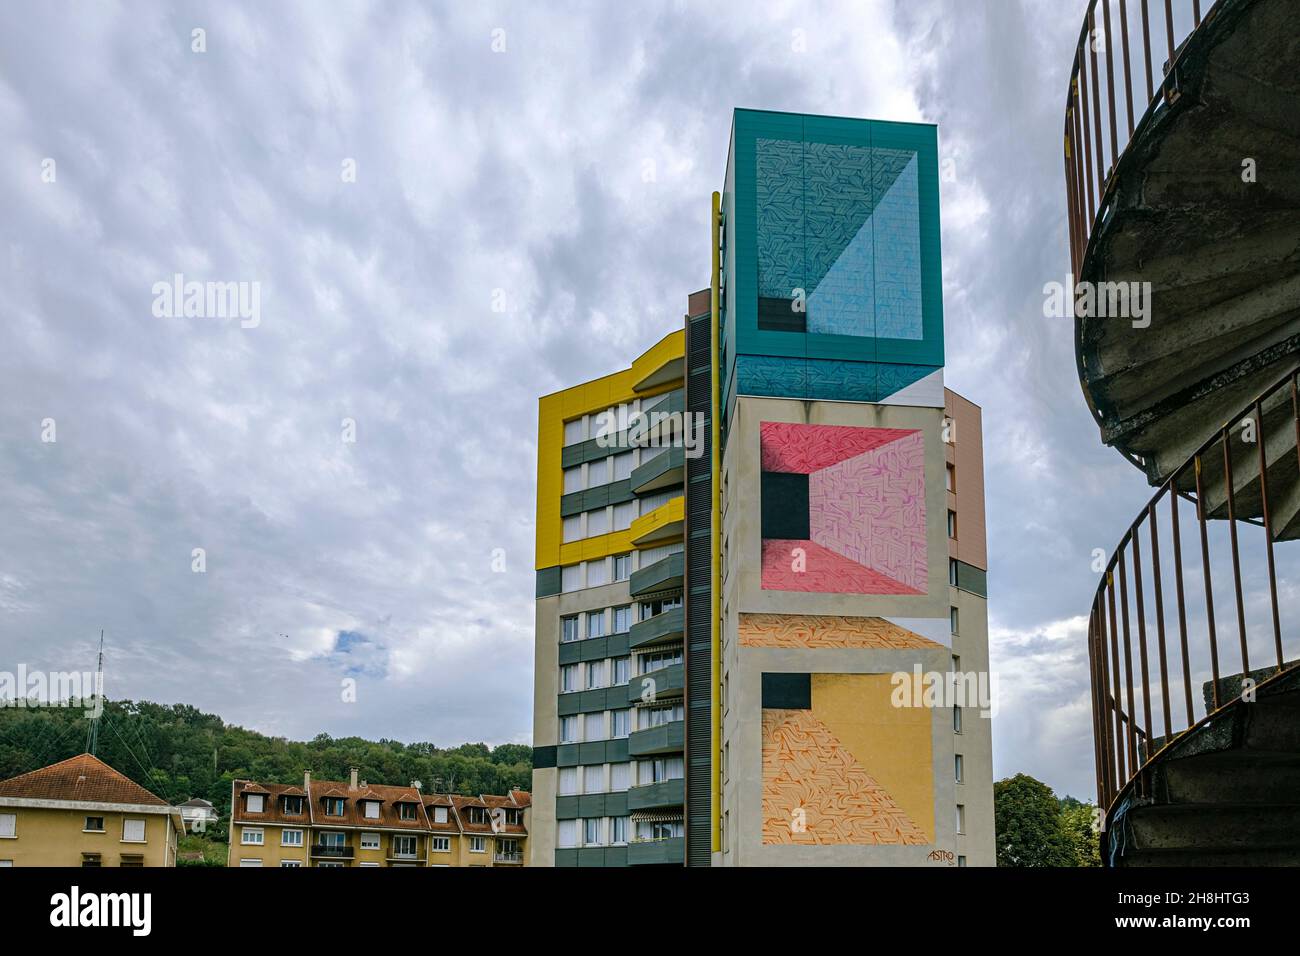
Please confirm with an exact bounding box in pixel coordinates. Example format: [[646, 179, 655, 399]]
[[1126, 803, 1300, 850], [1120, 845, 1300, 867], [1159, 749, 1300, 804]]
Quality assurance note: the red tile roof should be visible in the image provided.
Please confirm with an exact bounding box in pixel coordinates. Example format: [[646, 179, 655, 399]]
[[231, 780, 311, 827], [309, 780, 429, 831], [0, 753, 169, 807]]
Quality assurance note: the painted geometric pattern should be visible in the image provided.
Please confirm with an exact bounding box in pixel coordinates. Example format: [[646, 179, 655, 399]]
[[734, 355, 939, 404], [762, 708, 928, 845], [755, 138, 921, 340], [739, 613, 942, 649], [760, 422, 926, 594], [810, 429, 926, 591]]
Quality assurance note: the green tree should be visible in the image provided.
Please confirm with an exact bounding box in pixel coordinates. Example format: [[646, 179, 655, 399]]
[[994, 773, 1077, 867], [1059, 796, 1101, 866]]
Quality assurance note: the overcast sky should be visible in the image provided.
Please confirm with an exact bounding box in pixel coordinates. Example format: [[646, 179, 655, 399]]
[[0, 0, 1162, 801]]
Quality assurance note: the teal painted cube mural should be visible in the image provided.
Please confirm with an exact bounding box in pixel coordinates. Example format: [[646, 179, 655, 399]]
[[721, 110, 944, 414]]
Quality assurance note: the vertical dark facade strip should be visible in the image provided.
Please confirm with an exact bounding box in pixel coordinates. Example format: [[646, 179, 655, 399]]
[[684, 310, 714, 866]]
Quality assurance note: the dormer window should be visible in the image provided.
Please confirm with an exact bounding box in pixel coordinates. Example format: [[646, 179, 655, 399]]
[[363, 800, 381, 820], [504, 808, 524, 826], [467, 807, 488, 825], [397, 802, 417, 821], [246, 794, 265, 813], [323, 797, 344, 816], [433, 806, 449, 824], [282, 796, 303, 815]]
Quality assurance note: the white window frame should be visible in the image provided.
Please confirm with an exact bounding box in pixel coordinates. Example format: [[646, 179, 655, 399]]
[[431, 836, 451, 853], [360, 832, 381, 850], [245, 793, 265, 813], [434, 806, 449, 824], [240, 827, 264, 846], [122, 818, 147, 843], [469, 835, 486, 853], [0, 813, 15, 839], [281, 828, 303, 847]]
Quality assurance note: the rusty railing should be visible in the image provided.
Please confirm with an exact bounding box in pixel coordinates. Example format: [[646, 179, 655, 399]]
[[1063, 0, 1224, 277], [1088, 365, 1300, 815]]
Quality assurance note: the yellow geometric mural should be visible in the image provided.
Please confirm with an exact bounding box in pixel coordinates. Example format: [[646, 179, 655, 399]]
[[740, 613, 942, 649], [762, 674, 934, 845]]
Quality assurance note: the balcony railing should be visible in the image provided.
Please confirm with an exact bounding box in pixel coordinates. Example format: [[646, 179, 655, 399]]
[[310, 844, 354, 859], [494, 850, 525, 863], [1063, 0, 1224, 276], [1087, 364, 1300, 815]]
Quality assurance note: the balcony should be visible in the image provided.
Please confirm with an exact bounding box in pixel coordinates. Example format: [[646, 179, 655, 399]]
[[626, 836, 685, 866], [494, 850, 525, 864], [626, 778, 685, 811], [629, 551, 684, 598], [630, 330, 685, 393], [628, 606, 684, 650], [626, 662, 684, 705], [628, 718, 684, 757], [629, 496, 684, 547], [310, 844, 354, 859], [630, 446, 685, 494]]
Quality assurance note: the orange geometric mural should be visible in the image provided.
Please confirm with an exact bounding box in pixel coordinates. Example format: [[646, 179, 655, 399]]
[[740, 613, 942, 649], [762, 674, 934, 846]]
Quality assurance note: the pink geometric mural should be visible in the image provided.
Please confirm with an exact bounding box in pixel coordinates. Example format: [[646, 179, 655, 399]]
[[760, 422, 927, 594]]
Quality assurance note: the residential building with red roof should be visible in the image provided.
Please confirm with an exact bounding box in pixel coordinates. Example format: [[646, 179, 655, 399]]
[[0, 753, 182, 867]]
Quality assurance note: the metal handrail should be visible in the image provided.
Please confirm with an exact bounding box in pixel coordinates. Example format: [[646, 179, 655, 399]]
[[1063, 0, 1223, 279], [1088, 364, 1300, 817]]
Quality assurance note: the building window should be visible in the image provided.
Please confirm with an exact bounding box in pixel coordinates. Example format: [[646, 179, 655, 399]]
[[612, 606, 632, 634], [955, 754, 964, 784], [558, 767, 578, 796], [952, 653, 961, 671], [318, 831, 345, 848], [358, 832, 380, 850], [582, 818, 602, 847], [470, 836, 486, 853], [562, 515, 582, 543], [324, 798, 345, 816], [611, 816, 629, 845], [954, 705, 963, 734], [587, 560, 609, 588], [587, 508, 609, 537], [949, 559, 959, 587], [947, 510, 957, 539], [238, 859, 261, 867], [392, 835, 417, 858], [81, 853, 101, 867], [283, 796, 303, 815], [641, 756, 685, 784], [364, 800, 380, 819], [123, 819, 146, 843], [282, 829, 303, 847], [561, 664, 579, 694], [613, 552, 631, 580], [559, 716, 578, 744], [280, 860, 302, 867], [586, 612, 606, 640], [583, 712, 605, 742], [950, 606, 959, 635], [956, 804, 966, 834], [563, 419, 585, 446], [946, 463, 955, 492], [610, 762, 631, 792], [612, 709, 631, 738], [241, 827, 264, 846], [561, 616, 580, 643], [586, 660, 607, 690], [0, 813, 15, 838], [246, 794, 265, 813], [635, 820, 682, 842], [431, 836, 450, 852], [398, 802, 417, 821], [434, 806, 449, 824], [119, 854, 144, 868], [613, 502, 636, 531], [583, 764, 604, 794], [637, 702, 684, 729], [563, 465, 583, 493], [558, 820, 578, 849], [613, 656, 630, 685], [84, 816, 104, 832], [587, 458, 608, 485], [613, 451, 634, 481], [561, 564, 582, 592], [958, 855, 967, 867]]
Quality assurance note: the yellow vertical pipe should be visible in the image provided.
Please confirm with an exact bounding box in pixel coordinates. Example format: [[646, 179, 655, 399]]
[[710, 190, 722, 854]]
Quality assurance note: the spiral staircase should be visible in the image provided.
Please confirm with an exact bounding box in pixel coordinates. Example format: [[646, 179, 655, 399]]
[[1063, 0, 1300, 866]]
